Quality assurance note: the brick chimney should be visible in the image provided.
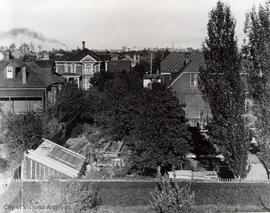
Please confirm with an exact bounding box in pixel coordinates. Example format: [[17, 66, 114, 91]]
[[22, 66, 27, 84], [82, 41, 86, 50]]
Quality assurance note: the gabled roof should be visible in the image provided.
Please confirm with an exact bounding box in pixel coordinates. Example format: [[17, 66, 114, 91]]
[[161, 51, 205, 74], [143, 73, 161, 79], [30, 62, 66, 87], [34, 60, 54, 68], [0, 60, 65, 89], [95, 51, 111, 61], [56, 48, 102, 62], [26, 138, 86, 178]]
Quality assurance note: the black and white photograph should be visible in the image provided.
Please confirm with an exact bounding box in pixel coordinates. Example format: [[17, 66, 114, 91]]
[[0, 0, 270, 212]]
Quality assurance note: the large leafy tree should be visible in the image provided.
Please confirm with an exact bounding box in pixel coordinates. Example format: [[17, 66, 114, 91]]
[[128, 83, 191, 176], [1, 112, 43, 166], [91, 71, 144, 140], [199, 1, 249, 178], [91, 72, 191, 176], [52, 82, 87, 122]]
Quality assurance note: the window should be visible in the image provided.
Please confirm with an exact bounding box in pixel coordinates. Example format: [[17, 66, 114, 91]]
[[6, 66, 13, 79], [75, 65, 83, 73], [64, 64, 73, 73], [67, 64, 72, 73], [84, 63, 92, 74], [96, 64, 100, 72], [190, 73, 198, 87], [64, 64, 68, 73], [56, 64, 64, 73], [179, 95, 186, 105]]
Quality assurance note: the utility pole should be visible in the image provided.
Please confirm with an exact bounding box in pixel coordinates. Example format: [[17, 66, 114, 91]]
[[150, 51, 153, 90], [150, 51, 153, 76], [21, 180, 23, 213]]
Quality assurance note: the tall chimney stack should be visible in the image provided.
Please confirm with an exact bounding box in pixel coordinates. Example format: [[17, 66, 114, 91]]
[[22, 67, 27, 84], [82, 41, 86, 50]]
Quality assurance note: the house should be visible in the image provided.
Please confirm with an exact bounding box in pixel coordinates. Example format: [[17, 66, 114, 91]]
[[110, 52, 140, 67], [0, 50, 9, 61], [20, 138, 86, 180], [0, 59, 65, 114], [143, 74, 161, 88], [36, 51, 50, 60], [55, 42, 110, 90], [160, 51, 211, 127], [108, 60, 131, 73]]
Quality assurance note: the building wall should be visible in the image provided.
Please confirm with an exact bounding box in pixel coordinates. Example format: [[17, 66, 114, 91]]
[[56, 62, 100, 76], [22, 156, 70, 180], [0, 97, 43, 114], [171, 72, 211, 126]]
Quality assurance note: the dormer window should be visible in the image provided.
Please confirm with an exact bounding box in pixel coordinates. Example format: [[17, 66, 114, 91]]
[[190, 73, 198, 87], [6, 66, 14, 79]]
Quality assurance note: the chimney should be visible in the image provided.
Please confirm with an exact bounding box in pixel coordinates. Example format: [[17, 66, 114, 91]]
[[22, 67, 27, 84], [82, 41, 86, 50], [184, 52, 191, 66]]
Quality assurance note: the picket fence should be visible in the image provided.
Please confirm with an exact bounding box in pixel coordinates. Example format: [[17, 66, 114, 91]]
[[1, 177, 270, 184]]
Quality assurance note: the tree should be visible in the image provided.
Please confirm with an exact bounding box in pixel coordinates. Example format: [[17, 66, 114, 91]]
[[19, 43, 30, 53], [199, 1, 249, 178], [128, 83, 191, 176], [9, 43, 16, 52], [52, 82, 87, 122], [242, 3, 270, 172], [243, 3, 270, 144], [90, 71, 114, 91], [91, 71, 144, 140], [90, 72, 191, 176], [152, 50, 170, 73], [29, 42, 35, 52], [1, 112, 43, 166]]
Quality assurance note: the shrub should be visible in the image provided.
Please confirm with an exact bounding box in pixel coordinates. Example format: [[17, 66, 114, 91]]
[[0, 158, 8, 173], [34, 180, 101, 213], [65, 181, 102, 212], [150, 181, 194, 213], [42, 116, 61, 139]]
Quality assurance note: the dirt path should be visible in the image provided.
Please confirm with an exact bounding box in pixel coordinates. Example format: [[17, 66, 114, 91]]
[[245, 153, 268, 181]]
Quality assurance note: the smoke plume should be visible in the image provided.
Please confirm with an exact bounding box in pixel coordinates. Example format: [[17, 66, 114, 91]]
[[0, 28, 68, 50]]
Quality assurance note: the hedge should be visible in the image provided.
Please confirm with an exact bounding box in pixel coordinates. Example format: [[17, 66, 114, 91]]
[[7, 181, 270, 208]]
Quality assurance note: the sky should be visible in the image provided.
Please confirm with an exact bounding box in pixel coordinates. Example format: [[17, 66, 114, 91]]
[[0, 0, 267, 50]]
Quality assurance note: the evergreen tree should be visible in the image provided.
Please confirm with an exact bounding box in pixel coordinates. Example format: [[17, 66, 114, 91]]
[[199, 1, 249, 178]]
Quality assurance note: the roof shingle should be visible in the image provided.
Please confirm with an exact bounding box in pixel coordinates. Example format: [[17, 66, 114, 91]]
[[0, 60, 65, 89], [161, 51, 205, 74]]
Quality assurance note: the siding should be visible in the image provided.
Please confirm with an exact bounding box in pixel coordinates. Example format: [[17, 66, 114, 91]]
[[56, 64, 65, 74], [0, 98, 43, 113], [171, 72, 211, 123]]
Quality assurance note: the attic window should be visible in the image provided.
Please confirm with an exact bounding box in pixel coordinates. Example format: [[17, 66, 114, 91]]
[[190, 73, 198, 87], [6, 66, 14, 79]]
